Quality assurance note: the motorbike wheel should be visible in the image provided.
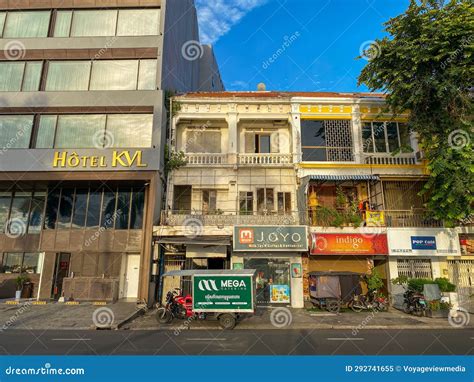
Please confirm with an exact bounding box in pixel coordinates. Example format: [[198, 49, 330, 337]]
[[402, 303, 411, 314], [326, 300, 341, 313], [349, 300, 363, 313], [376, 302, 388, 312], [156, 308, 173, 324]]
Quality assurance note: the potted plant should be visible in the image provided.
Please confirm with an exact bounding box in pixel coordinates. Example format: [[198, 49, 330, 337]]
[[427, 300, 452, 318], [15, 275, 30, 301]]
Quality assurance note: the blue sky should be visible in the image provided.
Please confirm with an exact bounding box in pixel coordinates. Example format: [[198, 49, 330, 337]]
[[196, 0, 410, 92]]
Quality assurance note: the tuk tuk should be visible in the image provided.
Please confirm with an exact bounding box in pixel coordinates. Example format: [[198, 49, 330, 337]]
[[157, 269, 257, 329], [308, 271, 363, 313]]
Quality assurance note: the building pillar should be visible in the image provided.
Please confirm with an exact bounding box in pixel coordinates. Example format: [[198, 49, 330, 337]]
[[351, 103, 363, 163], [227, 110, 238, 165]]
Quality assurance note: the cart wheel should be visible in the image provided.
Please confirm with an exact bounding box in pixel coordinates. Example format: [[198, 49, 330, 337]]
[[219, 314, 236, 330], [156, 308, 172, 324], [326, 300, 341, 313]]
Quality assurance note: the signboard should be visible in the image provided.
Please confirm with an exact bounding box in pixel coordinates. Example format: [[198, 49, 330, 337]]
[[387, 228, 460, 256], [411, 236, 437, 250], [311, 233, 388, 255], [233, 226, 308, 252], [192, 275, 254, 312], [291, 263, 302, 278], [270, 285, 290, 303], [0, 149, 160, 172], [365, 211, 385, 227]]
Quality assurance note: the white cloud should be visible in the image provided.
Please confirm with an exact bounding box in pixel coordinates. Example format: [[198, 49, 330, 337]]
[[196, 0, 268, 44]]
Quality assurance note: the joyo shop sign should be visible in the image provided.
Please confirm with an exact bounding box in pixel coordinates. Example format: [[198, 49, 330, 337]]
[[52, 150, 148, 169], [193, 275, 253, 312], [233, 226, 308, 251]]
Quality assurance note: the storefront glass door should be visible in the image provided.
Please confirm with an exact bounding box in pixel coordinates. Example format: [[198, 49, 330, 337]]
[[244, 258, 291, 305]]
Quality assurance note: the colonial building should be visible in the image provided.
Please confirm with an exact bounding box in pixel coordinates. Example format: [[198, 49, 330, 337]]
[[157, 92, 306, 308], [158, 91, 468, 308], [0, 0, 223, 303]]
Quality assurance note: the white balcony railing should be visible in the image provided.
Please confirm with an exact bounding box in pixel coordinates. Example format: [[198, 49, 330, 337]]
[[363, 154, 417, 165], [185, 153, 228, 165], [238, 153, 293, 165]]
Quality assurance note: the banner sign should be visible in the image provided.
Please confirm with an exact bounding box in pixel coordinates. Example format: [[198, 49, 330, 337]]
[[193, 275, 254, 312], [311, 233, 388, 255], [233, 226, 308, 251], [411, 236, 437, 250]]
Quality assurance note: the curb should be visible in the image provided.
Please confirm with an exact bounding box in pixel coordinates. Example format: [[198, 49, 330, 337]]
[[113, 307, 147, 330]]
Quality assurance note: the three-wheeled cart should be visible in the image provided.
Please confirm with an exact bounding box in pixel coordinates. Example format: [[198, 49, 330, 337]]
[[308, 271, 363, 313], [157, 269, 257, 329]]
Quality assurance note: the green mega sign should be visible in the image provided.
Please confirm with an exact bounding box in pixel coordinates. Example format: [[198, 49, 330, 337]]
[[193, 275, 254, 312], [233, 226, 308, 251]]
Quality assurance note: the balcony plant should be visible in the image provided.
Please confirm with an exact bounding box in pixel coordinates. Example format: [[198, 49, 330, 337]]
[[15, 275, 30, 300]]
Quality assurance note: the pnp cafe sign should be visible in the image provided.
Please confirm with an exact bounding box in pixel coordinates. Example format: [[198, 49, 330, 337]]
[[233, 226, 308, 252]]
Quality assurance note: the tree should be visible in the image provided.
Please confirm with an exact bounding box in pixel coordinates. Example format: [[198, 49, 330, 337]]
[[358, 0, 473, 226]]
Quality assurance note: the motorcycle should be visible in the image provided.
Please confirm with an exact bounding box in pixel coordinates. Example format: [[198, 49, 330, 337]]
[[402, 288, 428, 316], [156, 288, 206, 324], [348, 290, 388, 312]]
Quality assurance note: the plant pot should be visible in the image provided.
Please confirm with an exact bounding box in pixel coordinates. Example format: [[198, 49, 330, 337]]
[[426, 309, 450, 318], [15, 290, 22, 300]]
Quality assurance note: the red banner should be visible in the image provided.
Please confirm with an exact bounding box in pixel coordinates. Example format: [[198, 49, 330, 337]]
[[311, 233, 388, 255]]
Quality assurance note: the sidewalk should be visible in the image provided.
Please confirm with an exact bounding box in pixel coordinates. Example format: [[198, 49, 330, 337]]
[[0, 300, 142, 330], [123, 307, 474, 331]]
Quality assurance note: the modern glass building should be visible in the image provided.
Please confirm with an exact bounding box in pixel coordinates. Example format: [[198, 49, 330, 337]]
[[0, 0, 223, 304]]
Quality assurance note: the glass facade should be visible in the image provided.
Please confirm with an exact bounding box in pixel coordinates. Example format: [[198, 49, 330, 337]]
[[0, 62, 43, 92], [1, 9, 160, 38], [0, 252, 42, 274], [44, 186, 145, 231], [0, 191, 45, 236], [0, 116, 34, 149], [45, 60, 157, 91], [36, 114, 153, 148]]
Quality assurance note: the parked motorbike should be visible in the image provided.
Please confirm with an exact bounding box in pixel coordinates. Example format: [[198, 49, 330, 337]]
[[348, 290, 388, 312], [156, 288, 206, 324], [402, 289, 428, 316]]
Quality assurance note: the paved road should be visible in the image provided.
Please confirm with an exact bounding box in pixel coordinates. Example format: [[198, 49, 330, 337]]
[[0, 329, 472, 355]]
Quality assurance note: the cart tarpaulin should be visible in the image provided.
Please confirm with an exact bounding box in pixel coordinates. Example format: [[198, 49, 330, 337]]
[[310, 275, 341, 299]]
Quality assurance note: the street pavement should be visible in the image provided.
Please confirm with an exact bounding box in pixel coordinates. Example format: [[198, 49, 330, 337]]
[[0, 329, 472, 355]]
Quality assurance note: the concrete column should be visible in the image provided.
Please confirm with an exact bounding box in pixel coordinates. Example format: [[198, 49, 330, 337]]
[[290, 255, 304, 308], [291, 103, 301, 165], [351, 103, 363, 164], [227, 111, 238, 165]]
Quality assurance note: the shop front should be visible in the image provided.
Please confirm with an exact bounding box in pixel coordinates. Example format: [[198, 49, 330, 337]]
[[232, 226, 307, 308], [386, 228, 461, 283], [307, 232, 389, 299]]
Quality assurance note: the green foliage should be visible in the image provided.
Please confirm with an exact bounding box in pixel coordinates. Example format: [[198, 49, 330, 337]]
[[434, 277, 456, 292], [391, 275, 409, 285], [429, 300, 452, 311], [15, 275, 30, 291], [315, 206, 362, 227], [164, 144, 187, 180], [406, 277, 456, 292], [358, 0, 474, 226], [366, 269, 385, 292]]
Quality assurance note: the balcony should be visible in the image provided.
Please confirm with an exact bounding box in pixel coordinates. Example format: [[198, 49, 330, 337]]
[[161, 210, 300, 227], [238, 153, 293, 166], [185, 153, 228, 165], [304, 208, 443, 228], [363, 154, 417, 165]]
